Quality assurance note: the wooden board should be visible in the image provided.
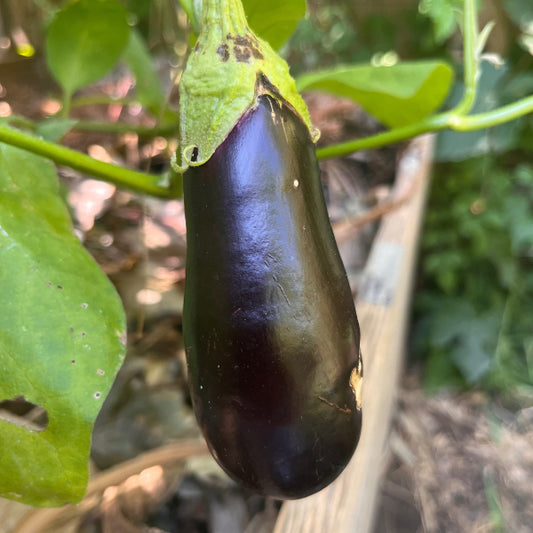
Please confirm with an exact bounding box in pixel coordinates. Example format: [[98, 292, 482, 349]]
[[273, 135, 434, 533]]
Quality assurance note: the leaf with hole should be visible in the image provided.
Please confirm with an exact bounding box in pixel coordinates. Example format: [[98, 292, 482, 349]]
[[0, 143, 126, 506]]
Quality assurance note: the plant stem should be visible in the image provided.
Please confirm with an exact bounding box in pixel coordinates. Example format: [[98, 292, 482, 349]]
[[202, 0, 248, 36], [7, 115, 178, 138], [73, 120, 179, 137], [62, 90, 72, 119], [0, 125, 173, 198], [316, 113, 450, 159], [452, 95, 533, 130], [71, 95, 138, 107], [5, 115, 37, 131], [454, 0, 479, 115], [317, 91, 533, 159]]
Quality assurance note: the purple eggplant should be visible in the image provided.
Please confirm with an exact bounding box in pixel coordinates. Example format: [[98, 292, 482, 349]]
[[183, 93, 362, 499]]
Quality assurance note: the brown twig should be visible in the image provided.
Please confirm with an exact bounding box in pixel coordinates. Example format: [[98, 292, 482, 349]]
[[332, 172, 423, 245], [12, 439, 208, 533]]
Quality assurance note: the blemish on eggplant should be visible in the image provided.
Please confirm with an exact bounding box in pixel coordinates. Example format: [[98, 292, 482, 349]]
[[234, 45, 251, 63], [256, 73, 281, 100], [272, 274, 290, 305], [350, 358, 363, 411], [217, 43, 229, 62], [318, 395, 352, 415], [251, 46, 263, 60], [233, 35, 247, 46]]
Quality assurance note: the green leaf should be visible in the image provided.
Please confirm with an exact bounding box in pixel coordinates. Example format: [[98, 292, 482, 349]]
[[501, 0, 533, 32], [179, 0, 305, 47], [424, 350, 465, 392], [36, 118, 78, 142], [418, 0, 463, 44], [46, 0, 130, 98], [0, 143, 126, 506], [122, 29, 166, 115], [450, 311, 501, 384], [295, 60, 453, 128], [428, 299, 501, 384], [503, 195, 533, 253], [243, 0, 306, 50]]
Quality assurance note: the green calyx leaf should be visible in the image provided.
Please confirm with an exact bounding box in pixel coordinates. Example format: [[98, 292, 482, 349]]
[[177, 0, 317, 171]]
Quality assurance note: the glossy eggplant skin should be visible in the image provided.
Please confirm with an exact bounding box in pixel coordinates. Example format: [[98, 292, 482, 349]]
[[183, 94, 362, 499]]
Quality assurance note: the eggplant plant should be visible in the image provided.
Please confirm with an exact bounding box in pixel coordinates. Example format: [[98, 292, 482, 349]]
[[0, 0, 532, 507]]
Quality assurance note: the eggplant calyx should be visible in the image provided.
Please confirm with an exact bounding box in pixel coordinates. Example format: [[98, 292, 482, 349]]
[[176, 0, 319, 172]]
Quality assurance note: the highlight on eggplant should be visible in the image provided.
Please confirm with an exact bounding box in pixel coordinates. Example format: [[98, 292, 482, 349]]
[[182, 93, 363, 500]]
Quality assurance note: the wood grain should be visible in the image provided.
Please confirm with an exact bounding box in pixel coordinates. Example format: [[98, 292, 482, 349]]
[[274, 135, 434, 533]]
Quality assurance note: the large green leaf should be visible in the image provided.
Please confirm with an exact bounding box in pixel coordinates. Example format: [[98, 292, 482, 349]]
[[46, 0, 130, 97], [0, 143, 126, 506], [243, 0, 306, 50], [296, 61, 454, 128]]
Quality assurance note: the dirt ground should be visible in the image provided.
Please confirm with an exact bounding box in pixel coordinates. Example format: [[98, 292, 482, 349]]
[[375, 376, 533, 533]]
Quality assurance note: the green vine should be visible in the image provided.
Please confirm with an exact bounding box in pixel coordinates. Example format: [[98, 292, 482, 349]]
[[0, 125, 173, 197], [0, 0, 531, 194]]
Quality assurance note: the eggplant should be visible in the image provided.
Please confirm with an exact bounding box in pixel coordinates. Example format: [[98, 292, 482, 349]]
[[183, 93, 362, 499]]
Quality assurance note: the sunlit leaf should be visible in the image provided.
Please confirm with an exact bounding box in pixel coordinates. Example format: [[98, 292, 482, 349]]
[[243, 0, 306, 50], [296, 61, 453, 128], [0, 143, 126, 506], [46, 0, 130, 97]]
